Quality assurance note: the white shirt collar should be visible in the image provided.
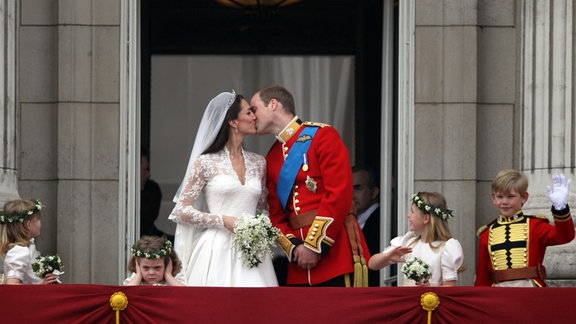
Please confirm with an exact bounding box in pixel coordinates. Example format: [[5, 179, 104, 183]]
[[357, 203, 379, 229]]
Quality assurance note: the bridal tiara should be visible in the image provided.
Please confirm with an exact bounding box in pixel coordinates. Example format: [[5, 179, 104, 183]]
[[226, 89, 237, 110]]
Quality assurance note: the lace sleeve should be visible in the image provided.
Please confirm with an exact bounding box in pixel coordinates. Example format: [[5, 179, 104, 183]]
[[170, 155, 224, 228], [256, 155, 269, 217]]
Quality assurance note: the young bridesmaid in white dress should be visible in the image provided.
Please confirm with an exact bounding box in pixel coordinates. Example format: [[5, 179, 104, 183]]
[[169, 91, 278, 287], [369, 192, 463, 286], [1, 199, 60, 284]]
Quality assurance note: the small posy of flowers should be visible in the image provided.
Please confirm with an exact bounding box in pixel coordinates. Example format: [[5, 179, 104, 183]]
[[32, 254, 64, 283], [233, 213, 280, 269], [401, 257, 431, 283]]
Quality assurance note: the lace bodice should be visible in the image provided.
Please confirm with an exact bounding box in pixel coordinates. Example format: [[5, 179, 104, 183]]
[[170, 148, 268, 228]]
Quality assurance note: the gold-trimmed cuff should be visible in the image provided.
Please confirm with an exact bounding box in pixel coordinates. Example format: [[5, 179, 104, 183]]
[[553, 212, 572, 222], [277, 234, 296, 259], [303, 216, 334, 253]]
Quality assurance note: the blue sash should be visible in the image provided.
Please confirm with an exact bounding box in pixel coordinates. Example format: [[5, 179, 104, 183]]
[[277, 126, 319, 210]]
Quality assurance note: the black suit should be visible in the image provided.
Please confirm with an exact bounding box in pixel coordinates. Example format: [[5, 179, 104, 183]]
[[361, 206, 381, 287]]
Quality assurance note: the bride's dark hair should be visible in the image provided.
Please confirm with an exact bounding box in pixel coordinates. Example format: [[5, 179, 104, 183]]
[[202, 94, 244, 155]]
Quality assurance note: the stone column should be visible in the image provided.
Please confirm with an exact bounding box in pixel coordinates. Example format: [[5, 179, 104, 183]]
[[55, 0, 121, 284], [519, 0, 576, 286], [412, 0, 478, 285], [0, 0, 20, 207]]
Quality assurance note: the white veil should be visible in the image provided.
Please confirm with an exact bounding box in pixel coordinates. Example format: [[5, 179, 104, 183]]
[[170, 90, 236, 267]]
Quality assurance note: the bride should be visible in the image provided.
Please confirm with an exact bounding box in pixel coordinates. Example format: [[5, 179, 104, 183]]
[[169, 91, 278, 287]]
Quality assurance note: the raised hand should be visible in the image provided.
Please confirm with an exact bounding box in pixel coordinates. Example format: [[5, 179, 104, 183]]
[[388, 246, 413, 263], [546, 174, 572, 210], [165, 257, 173, 277]]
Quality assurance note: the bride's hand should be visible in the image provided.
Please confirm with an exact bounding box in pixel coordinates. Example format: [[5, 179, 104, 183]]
[[223, 216, 236, 232]]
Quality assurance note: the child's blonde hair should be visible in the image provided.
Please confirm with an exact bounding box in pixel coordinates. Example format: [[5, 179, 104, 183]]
[[412, 192, 454, 244], [128, 236, 182, 276], [0, 199, 42, 254], [491, 169, 529, 195]]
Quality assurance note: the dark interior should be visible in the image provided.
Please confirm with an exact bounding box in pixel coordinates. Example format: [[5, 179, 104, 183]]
[[140, 0, 391, 168]]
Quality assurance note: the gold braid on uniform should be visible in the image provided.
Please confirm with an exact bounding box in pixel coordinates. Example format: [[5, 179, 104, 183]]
[[303, 217, 334, 253]]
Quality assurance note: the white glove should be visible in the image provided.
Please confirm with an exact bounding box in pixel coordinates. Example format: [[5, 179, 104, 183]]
[[546, 174, 571, 210]]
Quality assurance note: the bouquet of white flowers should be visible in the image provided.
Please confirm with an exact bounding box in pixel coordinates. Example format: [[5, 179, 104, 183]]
[[32, 254, 64, 283], [233, 213, 280, 269], [401, 257, 431, 283]]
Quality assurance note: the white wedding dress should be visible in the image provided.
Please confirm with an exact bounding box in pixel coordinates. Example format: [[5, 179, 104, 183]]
[[169, 147, 278, 287]]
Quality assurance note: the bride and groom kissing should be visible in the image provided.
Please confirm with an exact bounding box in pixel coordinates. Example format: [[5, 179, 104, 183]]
[[169, 85, 370, 287]]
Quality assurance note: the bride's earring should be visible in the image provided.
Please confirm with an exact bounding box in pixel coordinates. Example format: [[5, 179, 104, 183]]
[[235, 127, 238, 134]]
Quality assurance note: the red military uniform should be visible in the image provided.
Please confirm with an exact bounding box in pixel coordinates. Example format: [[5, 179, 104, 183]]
[[266, 117, 370, 285], [475, 207, 574, 287]]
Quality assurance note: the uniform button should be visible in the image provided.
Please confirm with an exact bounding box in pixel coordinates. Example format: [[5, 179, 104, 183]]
[[294, 199, 299, 204], [294, 192, 299, 196], [315, 224, 319, 227], [283, 147, 289, 151], [295, 185, 299, 189], [295, 207, 301, 212], [309, 236, 314, 240]]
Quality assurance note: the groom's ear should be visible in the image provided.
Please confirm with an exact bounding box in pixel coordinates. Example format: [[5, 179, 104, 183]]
[[269, 98, 278, 110]]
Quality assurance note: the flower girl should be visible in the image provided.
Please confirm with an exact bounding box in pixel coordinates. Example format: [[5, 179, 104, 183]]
[[124, 236, 185, 286], [1, 199, 59, 284], [368, 192, 463, 286]]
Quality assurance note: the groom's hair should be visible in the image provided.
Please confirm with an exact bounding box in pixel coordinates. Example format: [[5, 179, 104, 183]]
[[258, 85, 296, 115]]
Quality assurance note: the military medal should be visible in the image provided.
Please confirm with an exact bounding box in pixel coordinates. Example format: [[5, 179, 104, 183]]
[[305, 176, 317, 193], [302, 153, 309, 172]]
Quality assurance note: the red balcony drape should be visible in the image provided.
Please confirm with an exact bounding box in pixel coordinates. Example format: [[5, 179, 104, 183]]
[[1, 285, 573, 323]]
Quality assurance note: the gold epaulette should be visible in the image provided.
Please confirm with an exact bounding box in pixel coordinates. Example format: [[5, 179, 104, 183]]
[[303, 216, 334, 253], [476, 225, 488, 237], [304, 121, 330, 128], [526, 214, 550, 223], [477, 218, 498, 236]]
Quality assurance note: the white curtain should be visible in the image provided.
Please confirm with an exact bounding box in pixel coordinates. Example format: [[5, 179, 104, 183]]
[[150, 55, 355, 234]]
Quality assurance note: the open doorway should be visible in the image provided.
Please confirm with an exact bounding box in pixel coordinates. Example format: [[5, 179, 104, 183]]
[[136, 0, 397, 284]]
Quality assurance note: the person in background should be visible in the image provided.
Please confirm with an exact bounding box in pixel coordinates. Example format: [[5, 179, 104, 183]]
[[141, 147, 173, 242], [369, 192, 463, 286], [352, 165, 381, 286], [475, 170, 574, 287], [0, 199, 59, 284], [124, 235, 184, 286]]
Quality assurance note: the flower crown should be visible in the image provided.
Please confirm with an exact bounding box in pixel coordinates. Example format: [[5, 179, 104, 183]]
[[131, 239, 172, 259], [0, 200, 43, 224], [411, 193, 454, 220]]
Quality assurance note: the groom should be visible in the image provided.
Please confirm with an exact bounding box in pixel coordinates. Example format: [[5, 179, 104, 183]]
[[251, 85, 370, 287]]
